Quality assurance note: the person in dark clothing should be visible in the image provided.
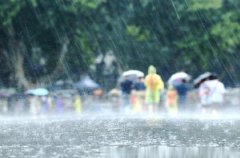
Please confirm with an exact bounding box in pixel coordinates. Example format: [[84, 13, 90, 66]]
[[133, 77, 145, 91], [175, 79, 189, 111], [120, 76, 133, 108], [120, 77, 133, 95]]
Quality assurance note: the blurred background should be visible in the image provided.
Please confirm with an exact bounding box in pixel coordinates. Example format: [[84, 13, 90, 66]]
[[0, 1, 240, 158], [0, 0, 239, 91]]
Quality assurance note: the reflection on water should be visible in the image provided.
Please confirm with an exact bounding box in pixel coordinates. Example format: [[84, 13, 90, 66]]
[[101, 146, 240, 158], [1, 115, 240, 157]]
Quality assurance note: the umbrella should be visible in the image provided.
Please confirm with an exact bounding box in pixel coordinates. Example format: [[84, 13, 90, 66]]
[[26, 88, 49, 96], [193, 72, 213, 88], [74, 76, 100, 91], [122, 70, 144, 78], [121, 70, 144, 83], [168, 72, 191, 85]]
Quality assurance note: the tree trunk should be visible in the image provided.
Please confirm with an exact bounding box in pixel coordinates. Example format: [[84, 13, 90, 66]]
[[6, 26, 30, 90], [7, 24, 69, 88], [10, 41, 30, 90], [13, 47, 30, 89], [41, 36, 70, 83]]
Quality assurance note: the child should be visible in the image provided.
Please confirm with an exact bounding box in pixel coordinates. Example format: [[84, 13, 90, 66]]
[[165, 86, 178, 116]]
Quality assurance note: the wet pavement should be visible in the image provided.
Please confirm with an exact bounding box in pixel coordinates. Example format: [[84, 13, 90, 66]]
[[1, 114, 240, 158]]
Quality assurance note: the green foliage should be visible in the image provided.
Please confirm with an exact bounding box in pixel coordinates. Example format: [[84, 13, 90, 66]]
[[188, 0, 222, 11], [73, 0, 105, 9], [127, 25, 150, 41], [211, 12, 240, 52], [0, 0, 239, 87]]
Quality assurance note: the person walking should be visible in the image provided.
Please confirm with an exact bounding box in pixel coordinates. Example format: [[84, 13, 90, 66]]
[[131, 76, 145, 112], [144, 65, 164, 113], [199, 74, 226, 114], [74, 94, 82, 114], [165, 86, 178, 116], [120, 76, 133, 110], [174, 79, 190, 112]]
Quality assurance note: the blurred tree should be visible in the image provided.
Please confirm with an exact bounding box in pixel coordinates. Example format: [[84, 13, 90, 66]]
[[0, 0, 239, 89], [0, 0, 105, 89]]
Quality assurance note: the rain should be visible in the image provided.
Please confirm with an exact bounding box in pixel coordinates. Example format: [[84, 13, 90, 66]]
[[0, 0, 240, 157]]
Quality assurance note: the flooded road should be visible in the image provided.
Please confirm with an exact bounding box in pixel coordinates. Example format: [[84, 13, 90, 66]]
[[1, 114, 240, 158]]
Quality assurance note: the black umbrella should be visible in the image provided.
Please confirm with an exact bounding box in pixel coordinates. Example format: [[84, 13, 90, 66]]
[[193, 72, 216, 88]]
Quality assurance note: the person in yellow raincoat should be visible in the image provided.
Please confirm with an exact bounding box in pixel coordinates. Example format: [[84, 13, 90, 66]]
[[144, 65, 164, 112], [74, 95, 82, 114]]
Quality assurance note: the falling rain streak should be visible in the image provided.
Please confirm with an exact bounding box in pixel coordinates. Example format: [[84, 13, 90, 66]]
[[0, 0, 239, 157]]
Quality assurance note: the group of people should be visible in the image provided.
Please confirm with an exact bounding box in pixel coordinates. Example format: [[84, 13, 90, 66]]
[[0, 92, 83, 115], [119, 65, 226, 115], [120, 65, 165, 113], [0, 67, 226, 116]]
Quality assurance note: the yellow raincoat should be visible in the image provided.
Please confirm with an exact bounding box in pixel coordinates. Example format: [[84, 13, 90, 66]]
[[144, 65, 164, 104], [74, 95, 82, 114]]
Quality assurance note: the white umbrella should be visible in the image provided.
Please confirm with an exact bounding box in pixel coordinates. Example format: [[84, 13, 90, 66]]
[[26, 88, 49, 96], [122, 70, 144, 77], [74, 76, 100, 90], [168, 72, 191, 85]]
